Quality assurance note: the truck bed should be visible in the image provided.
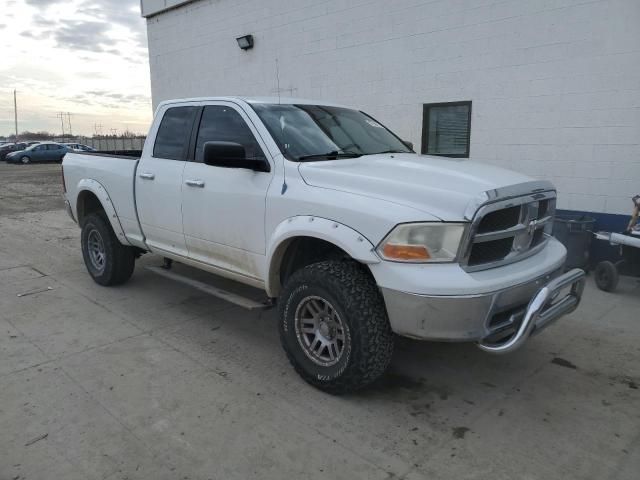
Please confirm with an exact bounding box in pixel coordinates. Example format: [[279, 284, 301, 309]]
[[63, 151, 145, 248]]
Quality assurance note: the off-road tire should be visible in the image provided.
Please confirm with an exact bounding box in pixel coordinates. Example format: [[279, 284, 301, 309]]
[[595, 261, 618, 292], [81, 212, 135, 286], [279, 260, 394, 394]]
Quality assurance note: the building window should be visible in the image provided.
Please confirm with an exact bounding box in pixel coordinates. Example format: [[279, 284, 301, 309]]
[[422, 101, 471, 158]]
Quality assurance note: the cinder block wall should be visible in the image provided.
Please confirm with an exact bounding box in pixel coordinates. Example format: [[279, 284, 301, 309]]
[[145, 0, 640, 216]]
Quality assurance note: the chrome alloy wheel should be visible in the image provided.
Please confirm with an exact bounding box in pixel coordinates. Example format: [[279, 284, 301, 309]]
[[87, 228, 106, 272], [294, 295, 348, 367]]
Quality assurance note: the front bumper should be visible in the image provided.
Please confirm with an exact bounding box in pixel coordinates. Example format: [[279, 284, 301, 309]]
[[381, 267, 585, 353]]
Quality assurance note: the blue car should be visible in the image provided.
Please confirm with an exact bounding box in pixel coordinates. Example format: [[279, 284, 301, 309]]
[[5, 142, 70, 164]]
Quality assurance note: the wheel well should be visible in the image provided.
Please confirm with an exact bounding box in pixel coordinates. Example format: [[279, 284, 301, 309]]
[[273, 237, 351, 296], [76, 190, 105, 226]]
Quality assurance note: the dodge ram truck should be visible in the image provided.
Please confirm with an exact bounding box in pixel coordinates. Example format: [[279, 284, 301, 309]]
[[62, 97, 585, 393]]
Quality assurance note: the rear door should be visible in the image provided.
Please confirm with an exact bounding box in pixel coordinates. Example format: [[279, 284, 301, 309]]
[[46, 144, 65, 161], [135, 105, 198, 257], [181, 102, 273, 279]]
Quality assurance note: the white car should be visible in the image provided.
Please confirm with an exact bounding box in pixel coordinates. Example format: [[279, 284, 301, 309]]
[[64, 143, 96, 153], [62, 97, 585, 393]]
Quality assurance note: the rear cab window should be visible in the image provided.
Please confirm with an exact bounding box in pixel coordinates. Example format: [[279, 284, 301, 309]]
[[153, 106, 198, 160]]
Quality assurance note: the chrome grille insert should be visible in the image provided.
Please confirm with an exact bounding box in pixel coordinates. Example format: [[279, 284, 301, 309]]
[[460, 186, 556, 272]]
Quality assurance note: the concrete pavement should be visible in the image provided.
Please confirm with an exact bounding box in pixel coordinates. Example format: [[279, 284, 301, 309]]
[[0, 162, 638, 479]]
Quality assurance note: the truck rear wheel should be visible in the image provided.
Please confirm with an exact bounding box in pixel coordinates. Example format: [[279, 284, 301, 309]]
[[279, 260, 394, 394], [81, 213, 135, 286]]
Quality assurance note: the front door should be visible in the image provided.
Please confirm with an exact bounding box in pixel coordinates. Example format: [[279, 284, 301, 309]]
[[181, 103, 273, 280], [135, 105, 198, 257], [31, 144, 46, 161]]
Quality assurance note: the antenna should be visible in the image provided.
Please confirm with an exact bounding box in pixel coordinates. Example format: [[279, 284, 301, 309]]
[[275, 58, 281, 104]]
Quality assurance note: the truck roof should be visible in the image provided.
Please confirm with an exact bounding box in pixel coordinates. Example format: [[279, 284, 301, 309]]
[[157, 96, 353, 110]]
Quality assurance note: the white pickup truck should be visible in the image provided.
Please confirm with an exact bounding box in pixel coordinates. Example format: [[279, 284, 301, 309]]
[[63, 97, 585, 393]]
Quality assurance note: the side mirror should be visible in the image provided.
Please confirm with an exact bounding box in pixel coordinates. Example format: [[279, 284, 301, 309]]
[[402, 140, 414, 151], [203, 141, 269, 172]]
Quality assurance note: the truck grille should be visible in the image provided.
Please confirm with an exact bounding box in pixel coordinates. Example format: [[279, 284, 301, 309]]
[[462, 192, 556, 271]]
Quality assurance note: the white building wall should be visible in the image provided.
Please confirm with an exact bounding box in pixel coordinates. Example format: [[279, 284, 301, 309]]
[[145, 0, 640, 215]]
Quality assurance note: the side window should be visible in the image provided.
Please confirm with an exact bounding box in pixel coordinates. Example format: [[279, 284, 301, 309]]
[[195, 105, 266, 163], [153, 106, 197, 160]]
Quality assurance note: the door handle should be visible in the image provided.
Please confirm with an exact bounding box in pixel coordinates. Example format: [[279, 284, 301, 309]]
[[185, 179, 205, 188], [139, 172, 155, 180]]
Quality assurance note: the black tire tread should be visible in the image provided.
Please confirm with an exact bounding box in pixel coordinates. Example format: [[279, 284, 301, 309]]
[[279, 260, 394, 394], [82, 212, 135, 286]]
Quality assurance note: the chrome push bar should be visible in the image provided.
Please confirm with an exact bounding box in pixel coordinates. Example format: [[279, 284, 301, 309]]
[[478, 268, 586, 354]]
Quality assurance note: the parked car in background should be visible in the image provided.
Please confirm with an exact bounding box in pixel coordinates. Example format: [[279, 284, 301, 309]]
[[5, 142, 69, 164], [0, 142, 29, 160], [64, 143, 96, 152]]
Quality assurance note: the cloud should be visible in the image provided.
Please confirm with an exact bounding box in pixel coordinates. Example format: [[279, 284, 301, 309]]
[[22, 0, 146, 50], [32, 14, 57, 28], [85, 90, 150, 103], [53, 21, 112, 52], [82, 0, 143, 29], [23, 0, 59, 6], [20, 30, 41, 39], [0, 0, 152, 135]]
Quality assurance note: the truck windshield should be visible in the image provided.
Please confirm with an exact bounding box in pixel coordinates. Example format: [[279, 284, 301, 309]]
[[251, 103, 412, 161]]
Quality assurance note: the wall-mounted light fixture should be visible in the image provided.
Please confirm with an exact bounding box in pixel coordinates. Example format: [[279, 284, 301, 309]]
[[236, 34, 254, 50]]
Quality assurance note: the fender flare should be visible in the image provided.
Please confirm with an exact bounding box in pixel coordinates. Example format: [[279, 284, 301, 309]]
[[265, 216, 380, 297], [75, 179, 131, 246]]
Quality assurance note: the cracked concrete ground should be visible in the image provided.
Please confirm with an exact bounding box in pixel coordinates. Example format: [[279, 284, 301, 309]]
[[0, 162, 638, 479]]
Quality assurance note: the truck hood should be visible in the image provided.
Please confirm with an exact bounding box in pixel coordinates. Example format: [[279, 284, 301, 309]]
[[298, 154, 534, 221]]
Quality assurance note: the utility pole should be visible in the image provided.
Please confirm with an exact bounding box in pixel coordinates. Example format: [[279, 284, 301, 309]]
[[56, 112, 66, 137], [13, 89, 18, 139], [66, 112, 73, 137]]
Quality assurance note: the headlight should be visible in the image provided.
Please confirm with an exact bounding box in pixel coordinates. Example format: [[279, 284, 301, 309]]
[[377, 222, 467, 263]]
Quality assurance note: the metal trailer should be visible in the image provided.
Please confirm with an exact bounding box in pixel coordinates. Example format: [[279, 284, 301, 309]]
[[593, 195, 640, 291]]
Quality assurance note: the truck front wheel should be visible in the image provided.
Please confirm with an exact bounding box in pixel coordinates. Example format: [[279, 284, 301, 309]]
[[279, 260, 394, 394], [81, 213, 135, 286]]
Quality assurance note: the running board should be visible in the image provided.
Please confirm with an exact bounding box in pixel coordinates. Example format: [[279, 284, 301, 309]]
[[145, 266, 271, 310]]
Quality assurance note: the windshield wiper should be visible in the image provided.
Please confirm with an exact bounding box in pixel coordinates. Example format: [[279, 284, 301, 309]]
[[297, 151, 362, 162], [366, 149, 409, 155]]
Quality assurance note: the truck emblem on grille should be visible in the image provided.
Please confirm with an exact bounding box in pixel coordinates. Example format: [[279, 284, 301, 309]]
[[527, 219, 539, 235]]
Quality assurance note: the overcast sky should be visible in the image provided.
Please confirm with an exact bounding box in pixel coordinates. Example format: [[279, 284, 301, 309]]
[[0, 0, 152, 137]]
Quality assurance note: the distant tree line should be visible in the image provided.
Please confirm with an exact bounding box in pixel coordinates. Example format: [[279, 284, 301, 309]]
[[1, 130, 145, 142]]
